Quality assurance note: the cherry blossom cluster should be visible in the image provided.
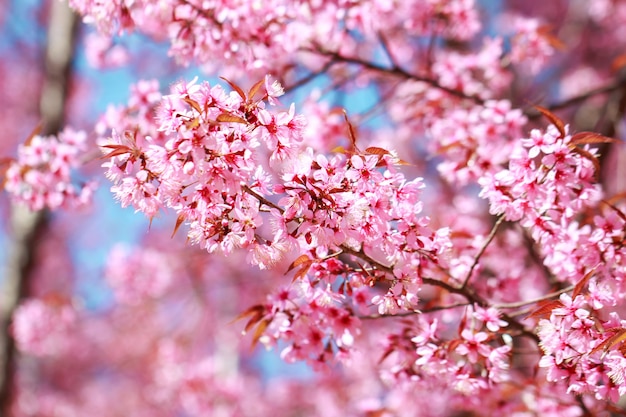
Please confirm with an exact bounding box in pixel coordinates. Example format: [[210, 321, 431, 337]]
[[508, 16, 557, 74], [151, 340, 251, 416], [99, 76, 457, 364], [11, 297, 77, 357], [428, 99, 527, 184], [537, 293, 626, 402], [3, 127, 96, 211], [431, 38, 512, 100], [84, 32, 129, 69], [378, 306, 511, 396], [480, 124, 602, 227], [105, 244, 179, 304], [100, 75, 303, 236], [66, 0, 484, 75]]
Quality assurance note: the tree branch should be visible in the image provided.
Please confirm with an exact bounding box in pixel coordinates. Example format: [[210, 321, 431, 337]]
[[308, 46, 485, 104], [460, 214, 505, 289]]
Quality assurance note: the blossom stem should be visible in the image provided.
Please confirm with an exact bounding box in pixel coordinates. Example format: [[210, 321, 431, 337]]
[[460, 214, 505, 289]]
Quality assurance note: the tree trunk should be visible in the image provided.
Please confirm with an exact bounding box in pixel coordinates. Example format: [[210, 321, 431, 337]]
[[0, 1, 78, 414]]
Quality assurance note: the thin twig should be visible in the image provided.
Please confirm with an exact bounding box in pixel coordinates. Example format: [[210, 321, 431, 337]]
[[308, 46, 485, 104], [494, 285, 574, 310], [283, 60, 337, 95], [377, 31, 400, 70], [360, 302, 470, 320], [460, 214, 505, 289], [526, 80, 626, 118]]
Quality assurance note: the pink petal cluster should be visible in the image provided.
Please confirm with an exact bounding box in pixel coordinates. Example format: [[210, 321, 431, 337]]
[[12, 297, 77, 357], [4, 128, 96, 211], [105, 244, 178, 304]]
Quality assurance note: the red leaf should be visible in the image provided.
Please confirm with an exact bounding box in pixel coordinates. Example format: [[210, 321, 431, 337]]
[[365, 147, 391, 157], [182, 97, 202, 114], [216, 113, 248, 124], [231, 304, 264, 326], [570, 132, 619, 146], [100, 144, 133, 159], [286, 254, 311, 274], [343, 109, 359, 152], [247, 79, 265, 101], [171, 214, 186, 238], [534, 105, 566, 138], [611, 54, 626, 73], [526, 299, 564, 320], [537, 25, 566, 50], [590, 328, 626, 357], [244, 312, 264, 334], [572, 268, 596, 299], [251, 318, 271, 348], [220, 76, 247, 101], [0, 157, 14, 188], [293, 262, 313, 282], [24, 122, 43, 147]]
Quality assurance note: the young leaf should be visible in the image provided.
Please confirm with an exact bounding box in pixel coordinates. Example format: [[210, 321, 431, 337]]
[[185, 117, 200, 129], [537, 25, 566, 50], [0, 157, 14, 188], [247, 78, 265, 101], [572, 268, 596, 299], [182, 97, 202, 114], [217, 113, 248, 124], [286, 254, 311, 274], [526, 299, 564, 320], [99, 144, 133, 159], [611, 54, 626, 73], [230, 304, 264, 328], [251, 318, 271, 348], [570, 132, 619, 146], [331, 146, 349, 154], [171, 214, 186, 238], [293, 262, 313, 282], [220, 76, 247, 101], [365, 147, 391, 157], [534, 105, 566, 138], [24, 121, 43, 147], [590, 328, 626, 357], [343, 109, 359, 152]]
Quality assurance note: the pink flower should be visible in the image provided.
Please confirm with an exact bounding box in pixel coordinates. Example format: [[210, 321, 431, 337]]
[[456, 329, 490, 363], [473, 306, 508, 332]]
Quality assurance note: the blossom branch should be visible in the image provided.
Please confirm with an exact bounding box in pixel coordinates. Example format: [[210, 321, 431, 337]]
[[527, 78, 626, 117], [283, 60, 338, 95], [359, 302, 470, 320], [493, 285, 575, 310], [460, 214, 506, 289], [309, 46, 485, 104]]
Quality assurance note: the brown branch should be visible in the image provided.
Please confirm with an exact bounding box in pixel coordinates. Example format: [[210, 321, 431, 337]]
[[526, 80, 626, 119], [282, 60, 337, 95], [359, 302, 470, 320], [308, 46, 485, 104], [460, 214, 505, 289], [494, 285, 574, 310]]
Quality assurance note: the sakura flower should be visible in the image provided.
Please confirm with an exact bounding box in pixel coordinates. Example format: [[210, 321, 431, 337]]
[[456, 330, 491, 363], [473, 306, 508, 332]]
